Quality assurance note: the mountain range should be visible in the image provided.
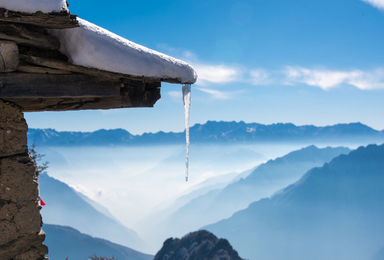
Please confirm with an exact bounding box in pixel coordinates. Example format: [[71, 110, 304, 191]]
[[43, 224, 153, 260], [39, 173, 151, 253], [28, 121, 384, 146], [204, 143, 384, 260], [137, 145, 351, 249]]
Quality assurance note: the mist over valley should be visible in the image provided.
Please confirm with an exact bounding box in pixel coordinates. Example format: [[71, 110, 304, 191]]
[[32, 121, 384, 259]]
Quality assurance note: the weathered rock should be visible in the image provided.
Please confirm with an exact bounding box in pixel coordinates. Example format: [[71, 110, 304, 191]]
[[0, 220, 18, 245], [0, 100, 47, 259], [0, 156, 38, 202], [0, 201, 17, 220], [0, 100, 28, 157], [14, 202, 42, 236], [0, 231, 48, 260], [154, 230, 245, 260], [0, 40, 19, 72], [13, 248, 41, 260]]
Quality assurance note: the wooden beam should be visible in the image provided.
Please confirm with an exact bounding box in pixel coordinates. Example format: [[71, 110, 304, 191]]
[[0, 8, 80, 29], [0, 8, 79, 29], [19, 46, 68, 62], [0, 73, 120, 98], [0, 41, 19, 72], [0, 79, 161, 111], [16, 64, 71, 74], [19, 55, 184, 84], [0, 23, 60, 50]]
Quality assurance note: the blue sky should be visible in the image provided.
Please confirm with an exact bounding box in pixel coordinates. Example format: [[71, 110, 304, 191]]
[[25, 0, 384, 134]]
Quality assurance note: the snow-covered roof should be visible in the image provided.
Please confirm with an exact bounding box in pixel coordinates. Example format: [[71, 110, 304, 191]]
[[0, 0, 197, 84], [0, 0, 68, 13], [49, 18, 197, 84]]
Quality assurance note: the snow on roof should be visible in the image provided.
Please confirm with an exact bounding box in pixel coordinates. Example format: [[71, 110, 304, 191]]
[[0, 0, 68, 13], [49, 18, 197, 84], [0, 0, 197, 84]]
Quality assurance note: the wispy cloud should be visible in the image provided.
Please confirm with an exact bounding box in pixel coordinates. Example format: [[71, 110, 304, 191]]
[[284, 67, 358, 90], [361, 0, 384, 10], [192, 62, 384, 91], [249, 69, 271, 85], [195, 87, 239, 100], [159, 46, 384, 92], [347, 68, 384, 90], [157, 45, 244, 86], [190, 62, 272, 87], [284, 66, 384, 90], [168, 91, 181, 99], [193, 63, 243, 86]]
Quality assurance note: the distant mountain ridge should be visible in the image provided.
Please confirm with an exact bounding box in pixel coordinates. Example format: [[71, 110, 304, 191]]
[[139, 145, 351, 249], [39, 173, 151, 253], [44, 224, 153, 260], [28, 121, 384, 146], [204, 143, 384, 260]]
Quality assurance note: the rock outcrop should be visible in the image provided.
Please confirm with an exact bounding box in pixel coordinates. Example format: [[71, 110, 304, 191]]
[[153, 230, 244, 260], [0, 99, 48, 260]]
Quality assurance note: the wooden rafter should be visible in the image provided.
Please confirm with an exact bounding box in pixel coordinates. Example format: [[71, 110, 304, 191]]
[[0, 72, 161, 111], [0, 8, 169, 112], [0, 8, 78, 29], [0, 23, 60, 50], [0, 73, 121, 98]]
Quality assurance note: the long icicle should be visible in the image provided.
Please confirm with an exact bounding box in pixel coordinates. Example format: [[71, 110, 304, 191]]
[[182, 84, 191, 182]]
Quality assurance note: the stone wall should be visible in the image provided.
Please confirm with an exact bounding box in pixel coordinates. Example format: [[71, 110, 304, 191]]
[[0, 100, 48, 260]]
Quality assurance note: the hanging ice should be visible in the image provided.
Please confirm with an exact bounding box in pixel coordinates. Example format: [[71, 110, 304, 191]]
[[182, 84, 191, 182]]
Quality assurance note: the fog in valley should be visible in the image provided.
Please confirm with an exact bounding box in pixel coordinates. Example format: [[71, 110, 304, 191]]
[[40, 143, 287, 225], [36, 139, 378, 253]]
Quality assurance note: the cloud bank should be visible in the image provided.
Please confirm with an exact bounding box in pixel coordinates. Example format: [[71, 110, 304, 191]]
[[361, 0, 384, 10], [284, 67, 384, 90], [168, 50, 384, 94], [190, 59, 384, 91], [194, 88, 235, 100], [193, 63, 242, 86]]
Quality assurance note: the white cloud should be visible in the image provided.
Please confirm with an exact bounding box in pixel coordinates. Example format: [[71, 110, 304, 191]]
[[361, 0, 384, 10], [168, 91, 181, 99], [162, 48, 384, 92], [284, 66, 356, 89], [156, 46, 245, 86], [189, 62, 272, 87], [284, 66, 384, 90], [193, 63, 243, 86], [249, 69, 270, 85], [167, 91, 182, 102], [195, 87, 236, 100], [347, 68, 384, 90]]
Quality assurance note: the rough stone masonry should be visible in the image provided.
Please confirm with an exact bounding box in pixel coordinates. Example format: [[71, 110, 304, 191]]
[[0, 99, 48, 260]]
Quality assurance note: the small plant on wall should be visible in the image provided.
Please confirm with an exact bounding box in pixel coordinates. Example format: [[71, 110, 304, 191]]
[[28, 143, 49, 177]]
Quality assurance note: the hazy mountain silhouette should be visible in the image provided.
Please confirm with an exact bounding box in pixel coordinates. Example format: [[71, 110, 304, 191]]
[[153, 230, 244, 260], [43, 224, 153, 260], [28, 121, 384, 146], [140, 145, 350, 249], [204, 143, 384, 260], [206, 145, 351, 221], [39, 173, 151, 253], [135, 171, 244, 236]]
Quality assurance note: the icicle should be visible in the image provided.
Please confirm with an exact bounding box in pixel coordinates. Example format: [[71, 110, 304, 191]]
[[182, 84, 191, 182]]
